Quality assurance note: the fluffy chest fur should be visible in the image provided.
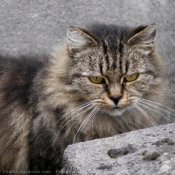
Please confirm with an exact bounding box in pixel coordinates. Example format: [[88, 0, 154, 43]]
[[0, 23, 173, 174]]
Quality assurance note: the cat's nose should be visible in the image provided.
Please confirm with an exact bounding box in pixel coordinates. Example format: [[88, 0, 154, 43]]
[[109, 85, 122, 106], [109, 95, 122, 106]]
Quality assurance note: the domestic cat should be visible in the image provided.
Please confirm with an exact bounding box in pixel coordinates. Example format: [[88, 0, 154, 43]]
[[0, 23, 173, 174]]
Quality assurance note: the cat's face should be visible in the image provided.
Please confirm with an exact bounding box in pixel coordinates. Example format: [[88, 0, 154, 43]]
[[66, 24, 162, 117]]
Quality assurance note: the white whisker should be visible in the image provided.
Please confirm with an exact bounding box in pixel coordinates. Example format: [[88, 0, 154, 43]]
[[64, 102, 92, 116], [54, 102, 92, 128], [73, 107, 99, 143], [58, 103, 92, 130], [139, 102, 172, 122], [140, 100, 175, 118], [54, 103, 93, 143], [91, 110, 97, 135], [141, 99, 175, 114], [134, 104, 157, 126], [58, 105, 93, 134]]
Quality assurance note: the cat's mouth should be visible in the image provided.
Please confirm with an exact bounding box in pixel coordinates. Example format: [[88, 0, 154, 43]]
[[111, 106, 124, 111], [97, 105, 126, 117], [113, 106, 120, 109]]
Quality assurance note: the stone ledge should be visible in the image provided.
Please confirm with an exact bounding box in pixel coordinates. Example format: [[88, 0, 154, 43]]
[[61, 123, 175, 175]]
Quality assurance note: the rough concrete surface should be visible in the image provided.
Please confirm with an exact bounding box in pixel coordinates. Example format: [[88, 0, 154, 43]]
[[61, 123, 175, 175]]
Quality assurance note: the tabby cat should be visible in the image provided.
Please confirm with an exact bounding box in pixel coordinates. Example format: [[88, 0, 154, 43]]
[[0, 23, 173, 174]]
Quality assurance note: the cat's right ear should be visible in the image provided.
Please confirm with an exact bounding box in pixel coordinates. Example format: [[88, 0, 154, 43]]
[[67, 28, 97, 53], [127, 24, 156, 54]]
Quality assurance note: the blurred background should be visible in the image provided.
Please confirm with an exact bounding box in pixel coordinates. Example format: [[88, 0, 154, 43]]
[[0, 0, 175, 91]]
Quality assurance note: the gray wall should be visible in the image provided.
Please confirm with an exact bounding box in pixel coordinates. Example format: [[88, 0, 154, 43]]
[[0, 0, 175, 88]]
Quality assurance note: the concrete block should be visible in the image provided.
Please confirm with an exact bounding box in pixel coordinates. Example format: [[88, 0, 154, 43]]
[[61, 123, 175, 175]]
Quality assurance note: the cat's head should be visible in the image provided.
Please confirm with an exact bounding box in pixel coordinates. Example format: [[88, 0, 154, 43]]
[[63, 24, 164, 117]]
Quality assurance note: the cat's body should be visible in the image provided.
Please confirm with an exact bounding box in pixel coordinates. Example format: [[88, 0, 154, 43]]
[[0, 24, 172, 174]]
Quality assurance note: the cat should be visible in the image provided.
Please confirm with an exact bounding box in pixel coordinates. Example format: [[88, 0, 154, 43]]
[[0, 23, 173, 174]]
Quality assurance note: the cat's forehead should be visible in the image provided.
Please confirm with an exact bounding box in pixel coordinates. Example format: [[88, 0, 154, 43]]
[[69, 23, 157, 78], [72, 24, 155, 78], [80, 40, 146, 77]]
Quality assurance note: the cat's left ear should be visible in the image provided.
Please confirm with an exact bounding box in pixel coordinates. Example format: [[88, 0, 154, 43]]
[[127, 24, 156, 54], [67, 27, 97, 53]]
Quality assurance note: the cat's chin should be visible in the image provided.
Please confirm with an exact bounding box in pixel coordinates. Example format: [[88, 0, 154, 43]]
[[109, 108, 126, 116], [99, 107, 126, 117]]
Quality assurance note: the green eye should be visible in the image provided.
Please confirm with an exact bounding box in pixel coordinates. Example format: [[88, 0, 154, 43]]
[[89, 77, 104, 84], [124, 73, 139, 82]]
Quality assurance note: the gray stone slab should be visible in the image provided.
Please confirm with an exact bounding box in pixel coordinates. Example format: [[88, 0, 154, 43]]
[[61, 123, 175, 175]]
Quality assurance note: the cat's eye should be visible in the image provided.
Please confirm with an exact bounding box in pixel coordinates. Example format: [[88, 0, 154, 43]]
[[124, 73, 139, 82], [89, 77, 105, 84]]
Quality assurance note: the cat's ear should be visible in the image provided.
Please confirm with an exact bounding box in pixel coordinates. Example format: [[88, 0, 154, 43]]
[[67, 28, 97, 53], [127, 24, 156, 54]]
